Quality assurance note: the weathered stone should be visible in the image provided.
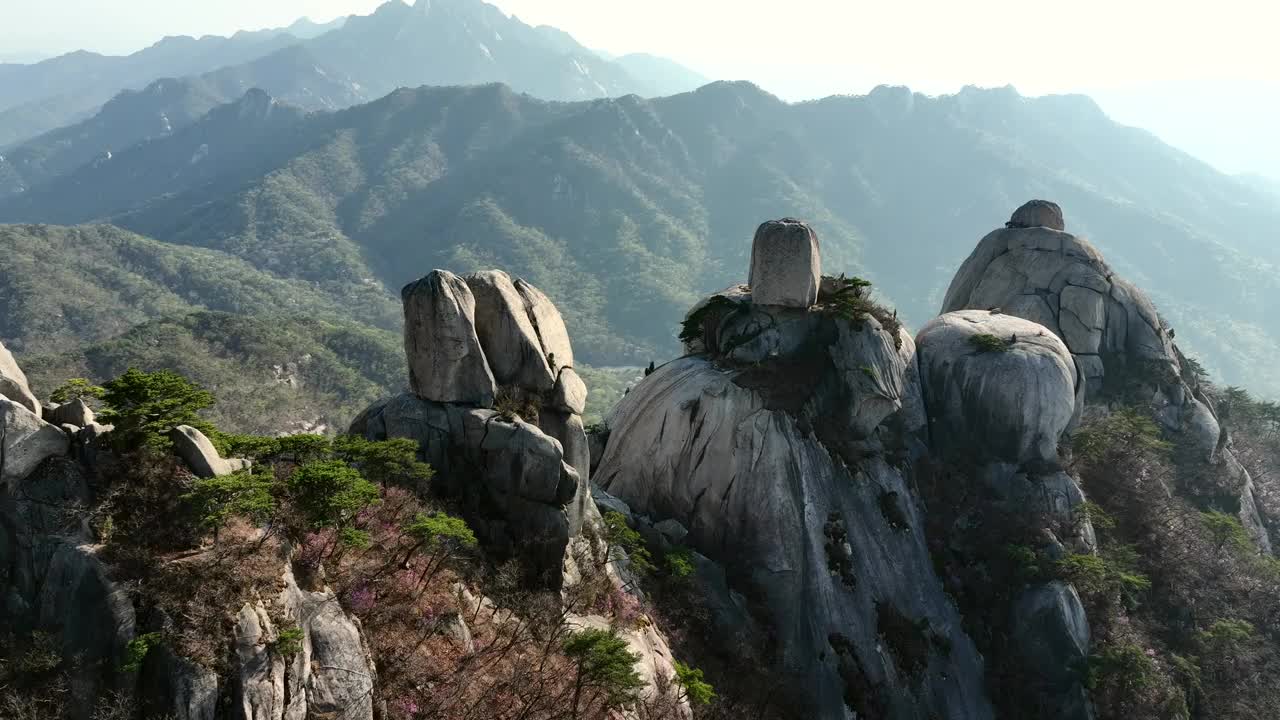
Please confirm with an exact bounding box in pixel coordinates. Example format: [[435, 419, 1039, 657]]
[[916, 311, 1079, 464], [748, 218, 821, 308], [1, 396, 70, 487], [681, 284, 751, 355], [654, 518, 689, 546], [592, 486, 633, 524], [550, 367, 588, 415], [402, 271, 496, 406], [49, 397, 95, 428], [0, 340, 40, 417], [75, 422, 114, 467], [537, 409, 592, 533], [353, 394, 586, 587], [1009, 582, 1095, 720], [140, 646, 219, 720], [514, 278, 574, 370], [829, 314, 908, 437], [232, 602, 285, 720], [170, 425, 241, 478], [466, 270, 556, 391], [595, 356, 993, 719], [278, 566, 375, 720], [1008, 199, 1065, 231], [440, 612, 476, 654], [37, 542, 137, 712]]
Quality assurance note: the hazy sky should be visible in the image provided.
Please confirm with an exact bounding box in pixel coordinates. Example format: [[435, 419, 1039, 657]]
[[3, 0, 1277, 174]]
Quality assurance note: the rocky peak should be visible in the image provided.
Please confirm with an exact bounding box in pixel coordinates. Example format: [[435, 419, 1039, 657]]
[[945, 200, 1272, 552]]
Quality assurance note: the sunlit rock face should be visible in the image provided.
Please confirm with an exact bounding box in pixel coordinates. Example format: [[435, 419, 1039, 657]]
[[354, 269, 598, 587]]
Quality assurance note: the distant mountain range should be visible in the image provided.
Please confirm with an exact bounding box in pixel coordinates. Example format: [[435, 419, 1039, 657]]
[[2, 81, 1277, 396], [0, 0, 708, 154]]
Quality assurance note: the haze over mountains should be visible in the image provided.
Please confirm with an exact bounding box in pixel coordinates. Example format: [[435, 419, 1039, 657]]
[[0, 0, 1277, 400], [0, 0, 706, 152]]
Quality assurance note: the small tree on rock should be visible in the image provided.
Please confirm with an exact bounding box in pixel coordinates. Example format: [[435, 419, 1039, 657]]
[[562, 627, 645, 719], [99, 368, 215, 450]]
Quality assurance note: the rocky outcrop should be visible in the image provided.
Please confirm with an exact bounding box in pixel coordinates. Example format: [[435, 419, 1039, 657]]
[[1010, 582, 1093, 720], [597, 221, 994, 719], [943, 202, 1174, 389], [747, 218, 821, 307], [1, 395, 70, 487], [915, 309, 1096, 719], [944, 201, 1271, 553], [169, 425, 250, 478], [465, 270, 556, 391], [228, 563, 376, 720], [402, 271, 497, 406], [916, 310, 1082, 465], [1, 458, 135, 718], [355, 271, 598, 587], [49, 397, 96, 428], [0, 339, 41, 417]]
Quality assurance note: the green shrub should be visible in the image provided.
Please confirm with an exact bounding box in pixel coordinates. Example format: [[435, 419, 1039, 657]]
[[1004, 544, 1042, 583], [182, 470, 277, 533], [122, 632, 163, 673], [333, 436, 433, 488], [673, 660, 717, 706], [17, 631, 61, 674], [665, 547, 695, 580], [404, 512, 478, 550], [1198, 618, 1255, 651], [968, 333, 1012, 353], [818, 275, 903, 348], [1200, 511, 1253, 554], [603, 511, 653, 575], [1057, 550, 1151, 602], [1076, 501, 1118, 532], [1072, 408, 1171, 465], [1085, 641, 1158, 694], [210, 432, 283, 460], [287, 460, 380, 531], [49, 377, 105, 405], [277, 434, 332, 462], [271, 626, 305, 658]]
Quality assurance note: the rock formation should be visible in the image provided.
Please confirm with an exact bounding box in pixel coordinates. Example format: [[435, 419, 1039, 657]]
[[597, 220, 995, 719], [1, 394, 70, 487], [48, 397, 96, 428], [0, 338, 42, 417], [170, 425, 251, 478], [945, 201, 1271, 552], [916, 310, 1083, 465], [228, 564, 376, 720], [747, 218, 822, 307], [402, 270, 497, 406], [353, 269, 598, 587]]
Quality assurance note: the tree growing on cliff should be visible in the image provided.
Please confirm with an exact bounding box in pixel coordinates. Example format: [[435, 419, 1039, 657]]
[[99, 368, 215, 450], [562, 627, 646, 719]]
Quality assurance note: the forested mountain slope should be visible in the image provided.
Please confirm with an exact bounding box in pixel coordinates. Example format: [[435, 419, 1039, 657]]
[[2, 81, 1276, 393]]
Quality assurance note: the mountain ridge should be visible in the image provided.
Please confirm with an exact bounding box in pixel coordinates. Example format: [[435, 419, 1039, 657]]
[[1, 80, 1277, 395]]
